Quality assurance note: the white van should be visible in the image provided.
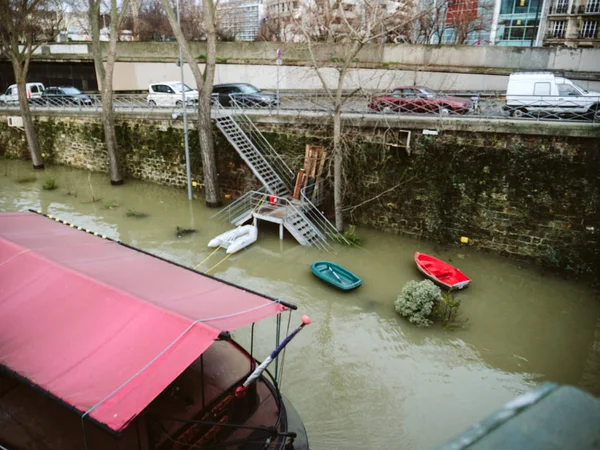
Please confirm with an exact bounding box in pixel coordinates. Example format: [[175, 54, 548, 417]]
[[505, 72, 600, 120], [0, 83, 45, 105]]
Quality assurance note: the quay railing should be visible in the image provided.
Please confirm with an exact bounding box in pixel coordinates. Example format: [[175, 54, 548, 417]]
[[1, 91, 598, 122]]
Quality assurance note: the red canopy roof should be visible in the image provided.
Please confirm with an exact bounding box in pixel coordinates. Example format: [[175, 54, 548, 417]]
[[0, 212, 287, 432]]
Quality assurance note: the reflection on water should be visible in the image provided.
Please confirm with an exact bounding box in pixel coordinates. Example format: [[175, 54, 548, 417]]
[[2, 160, 599, 449]]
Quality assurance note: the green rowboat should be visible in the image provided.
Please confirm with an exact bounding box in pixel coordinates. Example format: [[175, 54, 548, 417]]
[[310, 261, 362, 291]]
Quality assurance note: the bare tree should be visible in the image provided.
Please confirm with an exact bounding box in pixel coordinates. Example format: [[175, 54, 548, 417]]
[[0, 0, 62, 169], [87, 0, 130, 185], [255, 16, 281, 42], [415, 0, 449, 44], [446, 0, 491, 44], [161, 0, 221, 207], [290, 0, 421, 231], [415, 0, 491, 45]]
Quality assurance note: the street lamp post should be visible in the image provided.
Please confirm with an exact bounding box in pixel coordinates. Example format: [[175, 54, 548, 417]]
[[176, 0, 193, 201]]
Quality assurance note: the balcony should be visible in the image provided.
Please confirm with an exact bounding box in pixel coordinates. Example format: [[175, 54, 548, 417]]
[[578, 29, 600, 38]]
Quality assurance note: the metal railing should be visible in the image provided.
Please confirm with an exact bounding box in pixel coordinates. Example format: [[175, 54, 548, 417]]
[[211, 189, 335, 251], [212, 188, 269, 225], [299, 183, 349, 247], [1, 91, 598, 122], [226, 97, 296, 191]]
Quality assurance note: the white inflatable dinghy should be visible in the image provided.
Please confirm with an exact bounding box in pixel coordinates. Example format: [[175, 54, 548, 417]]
[[208, 225, 258, 254]]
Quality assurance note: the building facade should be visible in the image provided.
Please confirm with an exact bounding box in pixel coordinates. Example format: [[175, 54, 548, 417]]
[[218, 0, 264, 41], [544, 0, 600, 47], [491, 0, 545, 46]]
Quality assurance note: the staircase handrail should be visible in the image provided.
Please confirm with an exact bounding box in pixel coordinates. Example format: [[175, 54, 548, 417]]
[[299, 185, 350, 246], [211, 188, 268, 223], [228, 97, 295, 190]]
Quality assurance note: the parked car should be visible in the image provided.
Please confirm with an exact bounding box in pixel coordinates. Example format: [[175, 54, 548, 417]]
[[368, 87, 473, 115], [147, 81, 199, 107], [504, 72, 600, 120], [212, 83, 279, 108], [41, 86, 94, 106], [0, 83, 45, 105]]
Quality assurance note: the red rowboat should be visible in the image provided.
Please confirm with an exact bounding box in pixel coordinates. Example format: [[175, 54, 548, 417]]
[[414, 252, 472, 290]]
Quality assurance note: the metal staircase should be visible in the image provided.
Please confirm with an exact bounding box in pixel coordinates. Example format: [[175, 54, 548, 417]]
[[215, 105, 294, 195], [212, 103, 347, 250]]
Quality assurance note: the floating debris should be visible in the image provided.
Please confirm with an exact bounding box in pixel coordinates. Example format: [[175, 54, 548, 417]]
[[176, 226, 197, 238], [125, 209, 149, 219]]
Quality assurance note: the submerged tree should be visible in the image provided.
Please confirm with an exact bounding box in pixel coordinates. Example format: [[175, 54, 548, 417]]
[[0, 0, 63, 169], [288, 0, 422, 231], [88, 0, 130, 185], [161, 0, 221, 207]]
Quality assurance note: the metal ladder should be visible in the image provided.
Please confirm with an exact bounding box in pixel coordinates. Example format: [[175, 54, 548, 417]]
[[215, 114, 289, 196]]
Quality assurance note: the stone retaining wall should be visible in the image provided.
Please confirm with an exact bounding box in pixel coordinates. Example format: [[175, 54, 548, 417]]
[[0, 114, 598, 277]]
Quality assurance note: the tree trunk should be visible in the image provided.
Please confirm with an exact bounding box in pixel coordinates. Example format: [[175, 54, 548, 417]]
[[103, 2, 125, 185], [14, 63, 43, 169], [200, 0, 220, 207], [332, 68, 347, 232], [332, 106, 343, 232], [161, 0, 221, 207], [89, 0, 125, 185]]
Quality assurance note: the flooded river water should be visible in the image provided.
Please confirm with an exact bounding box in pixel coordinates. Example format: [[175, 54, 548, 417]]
[[2, 160, 599, 450]]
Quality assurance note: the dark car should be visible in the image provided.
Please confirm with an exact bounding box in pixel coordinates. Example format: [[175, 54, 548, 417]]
[[212, 83, 279, 108], [368, 87, 472, 115], [41, 86, 94, 107]]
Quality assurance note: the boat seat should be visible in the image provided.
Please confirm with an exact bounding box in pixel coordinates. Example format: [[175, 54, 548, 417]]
[[432, 270, 451, 278]]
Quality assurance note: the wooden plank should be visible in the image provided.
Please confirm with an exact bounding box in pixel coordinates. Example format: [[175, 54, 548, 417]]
[[292, 169, 305, 199]]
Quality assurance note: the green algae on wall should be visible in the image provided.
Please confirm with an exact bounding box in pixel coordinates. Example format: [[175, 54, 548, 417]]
[[0, 114, 597, 278]]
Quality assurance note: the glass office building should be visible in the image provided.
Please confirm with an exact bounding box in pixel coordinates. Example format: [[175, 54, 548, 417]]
[[496, 0, 544, 45]]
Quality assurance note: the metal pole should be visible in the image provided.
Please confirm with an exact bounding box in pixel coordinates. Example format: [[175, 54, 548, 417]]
[[177, 0, 193, 201], [489, 0, 502, 45], [276, 61, 280, 115]]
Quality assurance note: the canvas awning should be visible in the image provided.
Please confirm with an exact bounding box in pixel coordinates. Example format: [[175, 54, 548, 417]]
[[0, 211, 289, 432]]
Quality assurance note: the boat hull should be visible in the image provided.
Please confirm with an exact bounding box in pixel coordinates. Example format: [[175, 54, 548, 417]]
[[208, 225, 258, 254], [310, 261, 362, 291], [414, 252, 471, 290]]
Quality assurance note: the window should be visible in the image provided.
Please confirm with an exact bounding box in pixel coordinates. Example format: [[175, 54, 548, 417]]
[[30, 85, 39, 93], [581, 20, 598, 38], [555, 0, 568, 13], [557, 84, 580, 96], [552, 20, 566, 37], [533, 82, 551, 95], [587, 0, 600, 13]]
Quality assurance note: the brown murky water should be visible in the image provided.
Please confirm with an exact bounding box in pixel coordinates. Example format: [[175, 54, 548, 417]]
[[2, 160, 599, 449]]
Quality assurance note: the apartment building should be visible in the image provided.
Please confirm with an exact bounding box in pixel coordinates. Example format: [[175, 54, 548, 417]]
[[218, 0, 264, 41], [544, 0, 600, 46]]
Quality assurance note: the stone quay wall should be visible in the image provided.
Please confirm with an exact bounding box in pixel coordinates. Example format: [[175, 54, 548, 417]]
[[0, 112, 598, 277]]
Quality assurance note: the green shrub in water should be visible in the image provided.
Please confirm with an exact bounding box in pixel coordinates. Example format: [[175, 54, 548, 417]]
[[395, 280, 442, 327], [42, 178, 58, 191], [342, 225, 362, 247]]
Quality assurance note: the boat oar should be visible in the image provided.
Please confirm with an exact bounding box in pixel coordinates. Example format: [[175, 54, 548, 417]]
[[328, 265, 344, 284], [236, 315, 311, 397]]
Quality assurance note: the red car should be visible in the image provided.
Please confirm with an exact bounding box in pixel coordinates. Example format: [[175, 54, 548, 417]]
[[368, 86, 473, 115]]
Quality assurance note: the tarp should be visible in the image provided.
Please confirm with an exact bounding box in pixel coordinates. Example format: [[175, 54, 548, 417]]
[[0, 212, 287, 432]]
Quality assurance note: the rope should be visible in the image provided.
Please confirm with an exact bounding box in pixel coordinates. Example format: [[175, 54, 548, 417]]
[[194, 246, 222, 270], [277, 310, 293, 389], [274, 314, 281, 384], [205, 253, 233, 274]]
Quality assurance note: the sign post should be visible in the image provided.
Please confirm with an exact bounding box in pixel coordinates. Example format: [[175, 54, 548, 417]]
[[276, 49, 282, 114]]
